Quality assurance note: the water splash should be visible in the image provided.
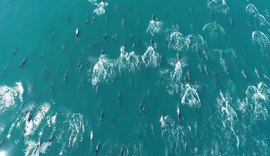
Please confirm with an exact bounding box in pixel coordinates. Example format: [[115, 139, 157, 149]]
[[24, 103, 51, 137], [0, 82, 24, 113], [252, 31, 270, 50], [186, 34, 205, 52], [89, 0, 108, 15], [142, 46, 160, 68], [167, 28, 189, 52], [118, 46, 140, 73], [91, 54, 117, 87], [181, 84, 201, 107], [146, 17, 162, 36], [202, 22, 225, 41], [246, 3, 259, 16], [207, 0, 229, 15], [244, 82, 270, 120]]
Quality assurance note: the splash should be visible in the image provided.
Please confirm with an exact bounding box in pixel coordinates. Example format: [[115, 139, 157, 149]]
[[89, 0, 108, 15], [181, 84, 201, 107], [167, 29, 189, 51], [216, 91, 240, 151], [142, 46, 160, 67], [207, 0, 229, 15], [118, 46, 140, 73], [246, 3, 259, 16], [24, 103, 51, 136], [254, 14, 270, 27], [245, 82, 270, 120], [217, 91, 237, 128], [146, 17, 162, 36], [24, 140, 51, 156], [202, 22, 225, 41], [252, 31, 270, 50], [91, 54, 117, 86], [246, 3, 270, 28], [0, 82, 24, 113], [160, 59, 185, 95], [186, 34, 205, 52]]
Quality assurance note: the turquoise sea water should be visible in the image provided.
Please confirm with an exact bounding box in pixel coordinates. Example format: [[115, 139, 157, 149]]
[[1, 0, 270, 155]]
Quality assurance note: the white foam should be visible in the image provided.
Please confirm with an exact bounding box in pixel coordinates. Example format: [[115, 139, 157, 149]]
[[118, 47, 140, 73], [0, 82, 24, 113], [186, 34, 205, 52], [252, 31, 270, 49], [24, 140, 51, 156], [142, 46, 160, 67], [91, 54, 117, 86], [217, 91, 237, 128], [91, 1, 108, 15], [67, 113, 85, 148], [24, 103, 51, 137], [146, 18, 162, 36], [207, 0, 229, 15], [202, 22, 225, 40], [167, 31, 189, 51], [245, 82, 269, 120], [254, 13, 270, 27], [181, 84, 201, 107], [246, 3, 259, 15]]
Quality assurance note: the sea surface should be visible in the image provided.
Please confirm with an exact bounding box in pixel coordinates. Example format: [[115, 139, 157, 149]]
[[0, 0, 270, 155]]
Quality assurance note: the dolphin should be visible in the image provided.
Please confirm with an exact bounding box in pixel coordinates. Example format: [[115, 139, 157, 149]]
[[75, 28, 80, 40], [19, 57, 27, 69], [95, 141, 101, 155], [176, 106, 181, 124]]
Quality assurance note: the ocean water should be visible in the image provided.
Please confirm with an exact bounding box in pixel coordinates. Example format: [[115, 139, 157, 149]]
[[0, 0, 270, 155]]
